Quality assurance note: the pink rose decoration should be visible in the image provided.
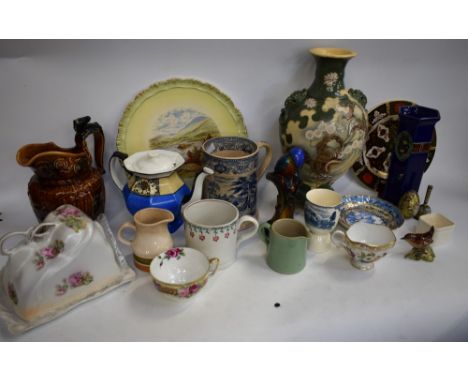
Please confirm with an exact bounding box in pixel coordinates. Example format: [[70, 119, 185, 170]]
[[41, 246, 55, 259], [190, 231, 194, 238], [189, 284, 200, 294], [165, 247, 183, 258], [178, 287, 190, 298], [213, 235, 219, 242], [224, 232, 230, 239], [199, 235, 205, 241], [68, 272, 83, 288], [58, 205, 81, 217]]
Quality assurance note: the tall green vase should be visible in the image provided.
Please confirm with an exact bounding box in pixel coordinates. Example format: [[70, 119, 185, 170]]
[[279, 47, 368, 194]]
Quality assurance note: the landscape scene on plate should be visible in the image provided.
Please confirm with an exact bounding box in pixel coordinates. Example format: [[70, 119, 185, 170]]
[[149, 108, 221, 178]]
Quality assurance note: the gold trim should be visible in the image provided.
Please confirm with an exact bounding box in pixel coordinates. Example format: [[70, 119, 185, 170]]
[[151, 256, 219, 289], [345, 230, 396, 251]]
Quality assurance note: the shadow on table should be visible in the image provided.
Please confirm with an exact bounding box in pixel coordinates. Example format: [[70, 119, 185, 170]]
[[318, 250, 375, 283], [436, 313, 468, 341], [126, 277, 195, 319]]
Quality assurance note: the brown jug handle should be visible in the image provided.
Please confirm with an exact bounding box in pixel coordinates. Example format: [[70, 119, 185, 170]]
[[73, 116, 105, 174]]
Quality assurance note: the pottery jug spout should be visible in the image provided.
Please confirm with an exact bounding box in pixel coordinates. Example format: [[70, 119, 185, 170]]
[[184, 167, 214, 207]]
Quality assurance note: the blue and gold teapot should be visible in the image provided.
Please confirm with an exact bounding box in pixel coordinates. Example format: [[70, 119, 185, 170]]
[[110, 149, 213, 233]]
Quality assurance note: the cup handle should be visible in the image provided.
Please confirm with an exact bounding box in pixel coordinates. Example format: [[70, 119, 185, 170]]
[[257, 222, 271, 246], [207, 258, 220, 277], [331, 230, 346, 248], [117, 222, 136, 246], [256, 141, 272, 179], [0, 230, 31, 257], [236, 215, 259, 247]]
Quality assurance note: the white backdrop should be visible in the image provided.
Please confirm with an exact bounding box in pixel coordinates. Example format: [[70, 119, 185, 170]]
[[1, 40, 468, 341]]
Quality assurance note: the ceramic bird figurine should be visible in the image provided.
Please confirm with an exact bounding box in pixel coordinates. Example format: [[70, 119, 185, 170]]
[[402, 226, 435, 262], [266, 147, 305, 223]]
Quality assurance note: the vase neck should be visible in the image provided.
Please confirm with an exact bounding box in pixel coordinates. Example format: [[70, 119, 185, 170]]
[[307, 55, 351, 99]]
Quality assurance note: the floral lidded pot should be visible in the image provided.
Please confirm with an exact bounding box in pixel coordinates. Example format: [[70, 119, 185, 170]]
[[279, 47, 368, 192]]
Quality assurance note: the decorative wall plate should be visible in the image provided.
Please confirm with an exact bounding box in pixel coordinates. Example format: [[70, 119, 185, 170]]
[[339, 195, 404, 229], [116, 78, 248, 183], [352, 100, 437, 193]]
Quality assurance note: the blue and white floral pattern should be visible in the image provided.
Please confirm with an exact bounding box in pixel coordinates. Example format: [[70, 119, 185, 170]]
[[304, 204, 339, 231], [339, 195, 404, 229], [203, 137, 259, 216]]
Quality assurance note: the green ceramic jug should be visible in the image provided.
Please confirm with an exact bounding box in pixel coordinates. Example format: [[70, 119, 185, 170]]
[[258, 219, 309, 274]]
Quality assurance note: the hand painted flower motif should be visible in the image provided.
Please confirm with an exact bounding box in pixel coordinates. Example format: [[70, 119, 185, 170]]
[[178, 284, 200, 298], [212, 235, 219, 242], [224, 232, 230, 239], [7, 282, 18, 305], [55, 271, 93, 296], [189, 231, 194, 238], [68, 271, 94, 288], [324, 72, 339, 92], [34, 240, 65, 270], [199, 234, 205, 241], [305, 130, 315, 141], [159, 247, 186, 266], [42, 240, 64, 259], [56, 205, 86, 232], [57, 205, 82, 218], [325, 123, 336, 135], [61, 216, 87, 232], [166, 248, 181, 258], [55, 279, 69, 296], [33, 254, 45, 270], [304, 98, 317, 109]]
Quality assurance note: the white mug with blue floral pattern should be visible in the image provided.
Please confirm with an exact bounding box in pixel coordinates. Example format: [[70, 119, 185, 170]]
[[183, 199, 259, 269]]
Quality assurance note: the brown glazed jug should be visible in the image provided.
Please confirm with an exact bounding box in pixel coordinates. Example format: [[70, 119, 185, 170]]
[[16, 116, 105, 221]]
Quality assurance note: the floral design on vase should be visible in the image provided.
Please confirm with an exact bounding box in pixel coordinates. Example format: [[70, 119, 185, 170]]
[[323, 72, 339, 92], [158, 247, 185, 267], [55, 271, 94, 296], [7, 282, 18, 305], [33, 240, 65, 270], [55, 205, 87, 232], [279, 48, 368, 190]]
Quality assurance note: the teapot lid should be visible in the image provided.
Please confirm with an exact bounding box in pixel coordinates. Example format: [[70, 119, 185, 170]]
[[123, 149, 185, 176]]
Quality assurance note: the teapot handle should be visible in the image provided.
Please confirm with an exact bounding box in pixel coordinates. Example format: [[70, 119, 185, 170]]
[[73, 116, 105, 173], [109, 151, 129, 191]]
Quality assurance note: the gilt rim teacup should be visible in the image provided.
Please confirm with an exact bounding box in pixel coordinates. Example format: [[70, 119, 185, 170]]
[[332, 222, 396, 271], [150, 247, 219, 299]]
